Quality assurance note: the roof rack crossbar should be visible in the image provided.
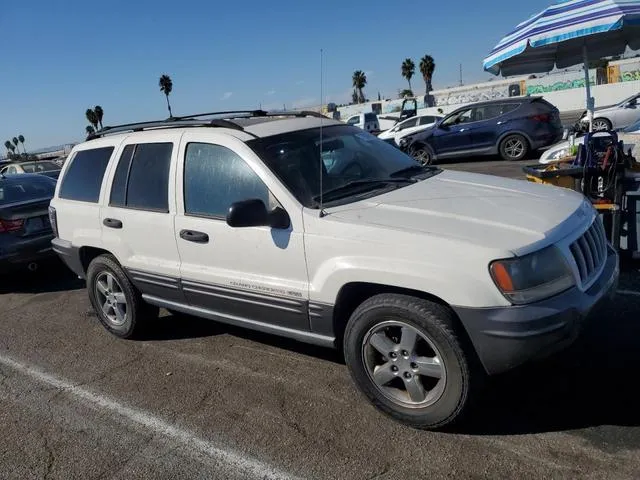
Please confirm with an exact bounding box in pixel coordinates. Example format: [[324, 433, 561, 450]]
[[172, 109, 326, 120], [86, 109, 328, 140], [87, 118, 248, 140], [172, 110, 268, 120]]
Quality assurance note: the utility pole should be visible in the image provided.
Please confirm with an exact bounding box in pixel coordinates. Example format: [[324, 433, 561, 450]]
[[459, 64, 463, 86]]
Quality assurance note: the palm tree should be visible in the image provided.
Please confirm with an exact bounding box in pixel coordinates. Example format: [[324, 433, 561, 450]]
[[86, 125, 95, 135], [159, 74, 173, 117], [419, 55, 436, 106], [85, 109, 98, 131], [399, 88, 414, 99], [4, 140, 13, 155], [351, 90, 358, 104], [401, 58, 415, 91], [352, 71, 367, 104], [18, 135, 26, 154], [94, 105, 104, 129]]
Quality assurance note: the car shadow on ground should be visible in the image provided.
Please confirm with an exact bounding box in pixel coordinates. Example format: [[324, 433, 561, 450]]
[[143, 301, 640, 436], [141, 311, 344, 363], [0, 258, 84, 294], [462, 303, 640, 435]]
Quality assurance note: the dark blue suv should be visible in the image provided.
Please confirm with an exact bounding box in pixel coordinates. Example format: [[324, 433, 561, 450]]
[[400, 97, 563, 163]]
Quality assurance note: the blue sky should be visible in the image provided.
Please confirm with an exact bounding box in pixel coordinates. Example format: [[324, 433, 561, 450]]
[[0, 0, 552, 149]]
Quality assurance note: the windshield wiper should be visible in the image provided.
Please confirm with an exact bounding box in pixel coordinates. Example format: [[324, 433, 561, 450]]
[[312, 178, 413, 203], [390, 164, 439, 178]]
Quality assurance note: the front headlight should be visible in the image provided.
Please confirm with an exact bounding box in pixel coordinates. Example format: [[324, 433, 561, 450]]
[[546, 147, 569, 160], [489, 246, 575, 304]]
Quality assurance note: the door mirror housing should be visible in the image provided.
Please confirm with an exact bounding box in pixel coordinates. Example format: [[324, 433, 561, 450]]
[[226, 199, 290, 229]]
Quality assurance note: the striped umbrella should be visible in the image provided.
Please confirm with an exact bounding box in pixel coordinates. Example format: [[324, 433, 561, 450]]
[[483, 0, 640, 130]]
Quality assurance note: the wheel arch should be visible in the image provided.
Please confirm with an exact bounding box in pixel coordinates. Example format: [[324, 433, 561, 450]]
[[79, 246, 113, 274], [331, 282, 467, 353], [496, 130, 533, 150], [408, 140, 436, 158]]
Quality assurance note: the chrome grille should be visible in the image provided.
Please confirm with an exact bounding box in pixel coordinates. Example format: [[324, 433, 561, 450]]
[[569, 218, 607, 286]]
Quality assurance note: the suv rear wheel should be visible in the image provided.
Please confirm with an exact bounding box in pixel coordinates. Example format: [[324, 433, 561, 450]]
[[499, 134, 528, 161], [343, 294, 475, 430], [87, 254, 158, 339]]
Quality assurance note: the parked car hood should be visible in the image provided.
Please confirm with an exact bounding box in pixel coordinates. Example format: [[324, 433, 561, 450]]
[[327, 169, 589, 255]]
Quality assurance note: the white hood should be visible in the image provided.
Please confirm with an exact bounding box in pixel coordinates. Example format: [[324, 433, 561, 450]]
[[326, 170, 589, 255]]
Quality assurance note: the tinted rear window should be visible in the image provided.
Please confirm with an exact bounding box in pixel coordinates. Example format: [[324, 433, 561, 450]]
[[531, 98, 557, 110], [364, 113, 377, 122], [109, 143, 172, 212], [19, 161, 60, 173], [58, 147, 114, 203], [0, 176, 56, 205]]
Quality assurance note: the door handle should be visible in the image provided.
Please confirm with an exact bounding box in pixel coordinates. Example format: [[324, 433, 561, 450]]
[[179, 229, 209, 243], [103, 218, 123, 229]]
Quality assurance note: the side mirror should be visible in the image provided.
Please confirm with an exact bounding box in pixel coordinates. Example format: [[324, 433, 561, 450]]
[[226, 199, 290, 229]]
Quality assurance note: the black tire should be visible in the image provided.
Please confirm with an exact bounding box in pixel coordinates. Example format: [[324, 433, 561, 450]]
[[499, 134, 529, 161], [592, 118, 612, 132], [86, 254, 158, 339], [410, 144, 434, 165], [343, 294, 476, 430]]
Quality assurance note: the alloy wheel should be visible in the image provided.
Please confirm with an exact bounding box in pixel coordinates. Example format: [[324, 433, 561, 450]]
[[412, 148, 432, 165], [362, 320, 447, 408], [592, 119, 610, 132], [503, 137, 525, 159], [94, 271, 128, 327]]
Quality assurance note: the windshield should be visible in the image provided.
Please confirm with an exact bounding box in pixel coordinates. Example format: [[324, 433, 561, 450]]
[[19, 161, 60, 173], [247, 125, 436, 208], [618, 93, 640, 107], [0, 176, 56, 205]]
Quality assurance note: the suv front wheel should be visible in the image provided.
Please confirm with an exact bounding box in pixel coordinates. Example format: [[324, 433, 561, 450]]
[[87, 254, 158, 339], [410, 144, 434, 165], [343, 294, 475, 429]]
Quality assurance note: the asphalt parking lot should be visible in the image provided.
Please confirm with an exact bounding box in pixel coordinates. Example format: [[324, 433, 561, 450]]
[[1, 157, 640, 480]]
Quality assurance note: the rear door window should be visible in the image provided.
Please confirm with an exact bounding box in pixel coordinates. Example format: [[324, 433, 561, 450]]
[[398, 118, 419, 130], [109, 143, 173, 212], [58, 147, 114, 203]]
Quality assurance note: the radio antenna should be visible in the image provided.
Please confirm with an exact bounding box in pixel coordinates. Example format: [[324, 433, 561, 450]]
[[319, 48, 326, 217]]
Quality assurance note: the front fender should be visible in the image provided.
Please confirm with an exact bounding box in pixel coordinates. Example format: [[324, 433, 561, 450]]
[[309, 255, 510, 309]]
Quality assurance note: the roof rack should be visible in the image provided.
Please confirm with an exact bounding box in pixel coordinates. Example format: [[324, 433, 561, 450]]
[[86, 109, 328, 140]]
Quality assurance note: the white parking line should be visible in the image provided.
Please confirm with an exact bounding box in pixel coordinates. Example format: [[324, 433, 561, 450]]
[[616, 289, 640, 297], [0, 354, 299, 480]]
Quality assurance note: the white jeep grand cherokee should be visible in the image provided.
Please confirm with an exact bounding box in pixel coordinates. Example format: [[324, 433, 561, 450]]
[[49, 110, 619, 429]]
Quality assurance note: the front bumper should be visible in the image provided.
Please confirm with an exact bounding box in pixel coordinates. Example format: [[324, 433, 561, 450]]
[[453, 245, 619, 375], [0, 233, 56, 273]]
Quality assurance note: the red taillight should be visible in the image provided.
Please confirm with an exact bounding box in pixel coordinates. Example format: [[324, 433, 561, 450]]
[[531, 113, 551, 122], [0, 218, 24, 233], [48, 206, 58, 237]]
